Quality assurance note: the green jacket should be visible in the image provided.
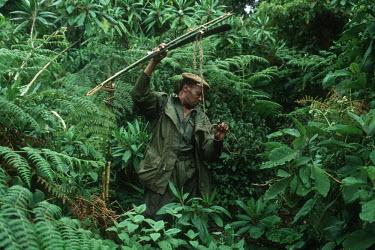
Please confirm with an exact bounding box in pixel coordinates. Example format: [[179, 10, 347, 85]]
[[131, 72, 222, 195]]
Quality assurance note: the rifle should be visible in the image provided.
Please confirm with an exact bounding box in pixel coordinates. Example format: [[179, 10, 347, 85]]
[[86, 13, 232, 96]]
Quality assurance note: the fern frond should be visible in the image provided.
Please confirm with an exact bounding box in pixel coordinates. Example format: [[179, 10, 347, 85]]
[[0, 99, 40, 132], [2, 205, 39, 249], [247, 66, 279, 84], [0, 146, 32, 187], [295, 95, 328, 110], [111, 81, 134, 118], [252, 100, 283, 118], [41, 148, 67, 174], [0, 186, 116, 249], [32, 199, 64, 250], [34, 201, 62, 222], [0, 186, 38, 249], [37, 176, 71, 203], [24, 147, 54, 181], [0, 216, 20, 250], [0, 167, 8, 191], [226, 55, 269, 69], [59, 217, 81, 249], [1, 185, 32, 207]]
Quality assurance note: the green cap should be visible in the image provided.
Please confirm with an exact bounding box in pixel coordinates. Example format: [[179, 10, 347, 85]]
[[182, 73, 210, 90]]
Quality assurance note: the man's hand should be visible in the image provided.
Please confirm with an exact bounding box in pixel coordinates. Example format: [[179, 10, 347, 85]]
[[214, 121, 229, 141], [144, 43, 168, 76], [150, 43, 168, 64]]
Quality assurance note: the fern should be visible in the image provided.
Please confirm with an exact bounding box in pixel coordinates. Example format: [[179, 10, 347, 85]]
[[226, 55, 269, 70], [0, 186, 117, 249], [0, 216, 19, 250], [252, 100, 283, 118], [24, 147, 54, 181], [0, 186, 38, 250], [33, 201, 64, 250], [0, 167, 8, 191], [111, 80, 134, 119], [246, 66, 279, 84], [296, 95, 328, 110], [0, 98, 40, 133], [59, 217, 82, 249], [0, 146, 32, 187]]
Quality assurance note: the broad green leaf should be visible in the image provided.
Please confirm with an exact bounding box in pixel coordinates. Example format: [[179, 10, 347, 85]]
[[321, 242, 337, 250], [367, 115, 375, 135], [249, 225, 265, 239], [349, 62, 360, 74], [158, 240, 173, 250], [165, 228, 181, 236], [282, 128, 300, 137], [185, 230, 199, 240], [168, 181, 179, 197], [264, 178, 290, 200], [67, 5, 75, 14], [139, 236, 151, 242], [236, 225, 251, 235], [131, 145, 138, 152], [292, 156, 310, 168], [327, 125, 362, 135], [343, 228, 375, 250], [267, 131, 283, 139], [132, 215, 144, 223], [292, 134, 306, 150], [317, 139, 355, 150], [362, 166, 375, 186], [277, 169, 291, 178], [102, 18, 109, 33], [293, 199, 315, 223], [134, 204, 146, 214], [296, 182, 311, 196], [127, 223, 138, 233], [153, 221, 165, 232], [262, 147, 297, 169], [299, 166, 311, 188], [89, 171, 98, 181], [266, 228, 302, 244], [342, 186, 360, 204], [322, 70, 348, 89], [346, 72, 366, 89], [311, 165, 330, 197], [359, 199, 375, 223], [0, 0, 8, 8], [369, 150, 375, 165], [262, 141, 286, 149], [118, 232, 129, 244], [189, 241, 199, 248], [76, 12, 86, 27], [260, 216, 281, 228], [150, 233, 161, 242], [347, 112, 365, 128], [342, 176, 366, 186], [211, 213, 223, 227], [292, 118, 306, 135], [289, 176, 298, 194]]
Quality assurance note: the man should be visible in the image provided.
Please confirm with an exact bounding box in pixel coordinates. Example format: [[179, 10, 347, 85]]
[[131, 44, 228, 218]]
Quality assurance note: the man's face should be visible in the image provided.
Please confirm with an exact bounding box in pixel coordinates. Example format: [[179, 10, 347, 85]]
[[184, 84, 204, 109]]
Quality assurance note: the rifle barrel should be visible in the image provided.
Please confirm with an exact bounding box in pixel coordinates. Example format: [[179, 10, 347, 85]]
[[86, 14, 232, 96]]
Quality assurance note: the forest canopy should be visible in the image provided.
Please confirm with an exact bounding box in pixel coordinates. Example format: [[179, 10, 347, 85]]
[[0, 0, 374, 249]]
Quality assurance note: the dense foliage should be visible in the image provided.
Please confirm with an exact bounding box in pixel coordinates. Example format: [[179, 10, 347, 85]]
[[1, 0, 374, 249]]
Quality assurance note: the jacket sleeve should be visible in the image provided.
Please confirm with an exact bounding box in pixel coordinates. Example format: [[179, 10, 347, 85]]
[[131, 72, 165, 121], [194, 112, 223, 163]]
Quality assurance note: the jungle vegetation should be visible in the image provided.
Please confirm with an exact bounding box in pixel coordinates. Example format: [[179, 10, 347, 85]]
[[0, 0, 374, 249]]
